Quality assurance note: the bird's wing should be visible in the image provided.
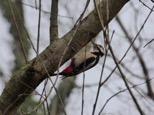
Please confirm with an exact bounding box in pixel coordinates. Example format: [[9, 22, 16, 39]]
[[74, 57, 98, 74]]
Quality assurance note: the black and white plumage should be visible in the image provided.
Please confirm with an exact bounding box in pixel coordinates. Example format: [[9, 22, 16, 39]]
[[53, 44, 104, 78]]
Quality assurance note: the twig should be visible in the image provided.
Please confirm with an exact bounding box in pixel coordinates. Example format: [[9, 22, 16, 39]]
[[92, 30, 114, 115], [144, 39, 154, 47], [75, 0, 90, 26], [139, 0, 154, 11], [116, 16, 154, 99], [92, 0, 110, 114], [81, 48, 86, 115], [36, 0, 42, 55], [98, 77, 154, 115], [107, 40, 145, 115]]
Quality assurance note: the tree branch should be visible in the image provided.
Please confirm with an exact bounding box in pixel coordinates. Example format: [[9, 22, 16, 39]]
[[50, 0, 59, 43]]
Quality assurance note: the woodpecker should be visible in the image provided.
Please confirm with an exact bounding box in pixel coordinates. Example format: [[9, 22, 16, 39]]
[[53, 44, 104, 78]]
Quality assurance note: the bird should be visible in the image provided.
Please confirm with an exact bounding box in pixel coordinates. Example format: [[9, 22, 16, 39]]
[[52, 44, 104, 78]]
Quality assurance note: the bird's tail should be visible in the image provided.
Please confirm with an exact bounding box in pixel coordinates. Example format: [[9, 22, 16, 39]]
[[50, 73, 61, 76]]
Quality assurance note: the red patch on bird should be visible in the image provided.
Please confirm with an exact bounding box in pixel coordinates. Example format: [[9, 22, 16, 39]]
[[63, 66, 73, 73]]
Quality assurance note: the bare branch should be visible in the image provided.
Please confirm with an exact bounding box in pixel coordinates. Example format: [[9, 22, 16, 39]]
[[116, 16, 154, 99], [98, 77, 154, 115], [36, 0, 42, 55], [50, 0, 59, 43]]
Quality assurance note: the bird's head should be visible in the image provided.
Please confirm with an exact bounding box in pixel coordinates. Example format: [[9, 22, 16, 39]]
[[91, 44, 104, 57]]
